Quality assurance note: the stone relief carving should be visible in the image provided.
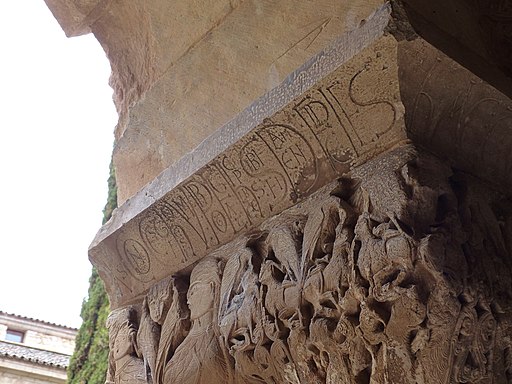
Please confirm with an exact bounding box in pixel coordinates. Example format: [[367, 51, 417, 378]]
[[90, 35, 406, 308], [162, 257, 233, 384], [106, 307, 146, 384], [108, 148, 512, 383]]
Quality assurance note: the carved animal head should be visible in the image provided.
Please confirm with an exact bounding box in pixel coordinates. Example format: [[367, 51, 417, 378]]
[[106, 306, 138, 361], [147, 276, 174, 324]]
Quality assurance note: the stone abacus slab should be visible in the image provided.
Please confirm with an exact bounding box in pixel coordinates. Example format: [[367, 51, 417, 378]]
[[89, 5, 409, 308]]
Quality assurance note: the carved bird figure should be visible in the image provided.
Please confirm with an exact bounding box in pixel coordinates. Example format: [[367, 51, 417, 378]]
[[301, 196, 342, 281], [136, 297, 161, 383]]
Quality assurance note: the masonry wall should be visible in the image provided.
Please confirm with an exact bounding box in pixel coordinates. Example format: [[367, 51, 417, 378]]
[[0, 360, 67, 384], [0, 369, 64, 384]]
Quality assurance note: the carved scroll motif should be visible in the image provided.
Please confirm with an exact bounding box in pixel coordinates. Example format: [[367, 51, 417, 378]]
[[108, 148, 512, 384]]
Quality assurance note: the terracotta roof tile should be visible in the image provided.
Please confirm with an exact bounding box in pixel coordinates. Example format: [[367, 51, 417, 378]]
[[0, 341, 70, 368]]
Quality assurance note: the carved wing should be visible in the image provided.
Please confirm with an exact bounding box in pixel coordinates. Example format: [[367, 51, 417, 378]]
[[136, 298, 160, 382], [301, 195, 341, 280], [154, 279, 190, 384]]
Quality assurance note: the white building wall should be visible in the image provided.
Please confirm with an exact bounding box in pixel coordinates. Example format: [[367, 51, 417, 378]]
[[0, 324, 7, 340], [0, 312, 76, 354], [24, 330, 75, 355], [0, 358, 67, 384], [0, 369, 64, 384], [0, 313, 75, 384]]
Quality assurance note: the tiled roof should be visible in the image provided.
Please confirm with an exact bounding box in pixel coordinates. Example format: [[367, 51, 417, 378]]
[[0, 311, 78, 331], [0, 341, 70, 368]]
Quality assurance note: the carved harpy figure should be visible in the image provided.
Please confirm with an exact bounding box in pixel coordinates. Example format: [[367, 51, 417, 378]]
[[153, 277, 189, 384], [136, 299, 159, 382], [106, 307, 146, 384], [136, 276, 179, 383], [162, 257, 233, 384]]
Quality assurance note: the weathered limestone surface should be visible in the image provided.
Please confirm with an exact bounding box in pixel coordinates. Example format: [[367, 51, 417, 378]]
[[44, 0, 512, 383], [113, 0, 391, 204], [399, 38, 512, 193], [43, 0, 97, 37], [91, 29, 406, 308]]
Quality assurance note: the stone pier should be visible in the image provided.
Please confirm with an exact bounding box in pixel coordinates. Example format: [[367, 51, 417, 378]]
[[46, 0, 512, 383]]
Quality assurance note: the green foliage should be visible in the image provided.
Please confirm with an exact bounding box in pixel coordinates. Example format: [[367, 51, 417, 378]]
[[67, 270, 110, 384], [102, 161, 118, 226], [68, 160, 117, 384]]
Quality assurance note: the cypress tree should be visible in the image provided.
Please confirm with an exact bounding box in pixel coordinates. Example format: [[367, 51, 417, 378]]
[[67, 160, 117, 384]]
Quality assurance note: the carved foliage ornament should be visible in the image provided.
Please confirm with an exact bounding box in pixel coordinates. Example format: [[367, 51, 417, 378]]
[[107, 149, 512, 384]]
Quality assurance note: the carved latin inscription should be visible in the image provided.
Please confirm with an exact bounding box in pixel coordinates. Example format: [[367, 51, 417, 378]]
[[91, 36, 406, 307]]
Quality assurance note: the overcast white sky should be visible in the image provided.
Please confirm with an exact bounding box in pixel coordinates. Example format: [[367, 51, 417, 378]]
[[0, 2, 117, 328]]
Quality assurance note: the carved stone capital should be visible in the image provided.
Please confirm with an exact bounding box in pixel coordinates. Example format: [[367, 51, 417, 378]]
[[43, 1, 512, 382], [90, 23, 407, 308], [106, 146, 512, 383]]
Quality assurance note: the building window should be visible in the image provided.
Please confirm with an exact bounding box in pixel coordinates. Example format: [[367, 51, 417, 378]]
[[5, 329, 24, 343]]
